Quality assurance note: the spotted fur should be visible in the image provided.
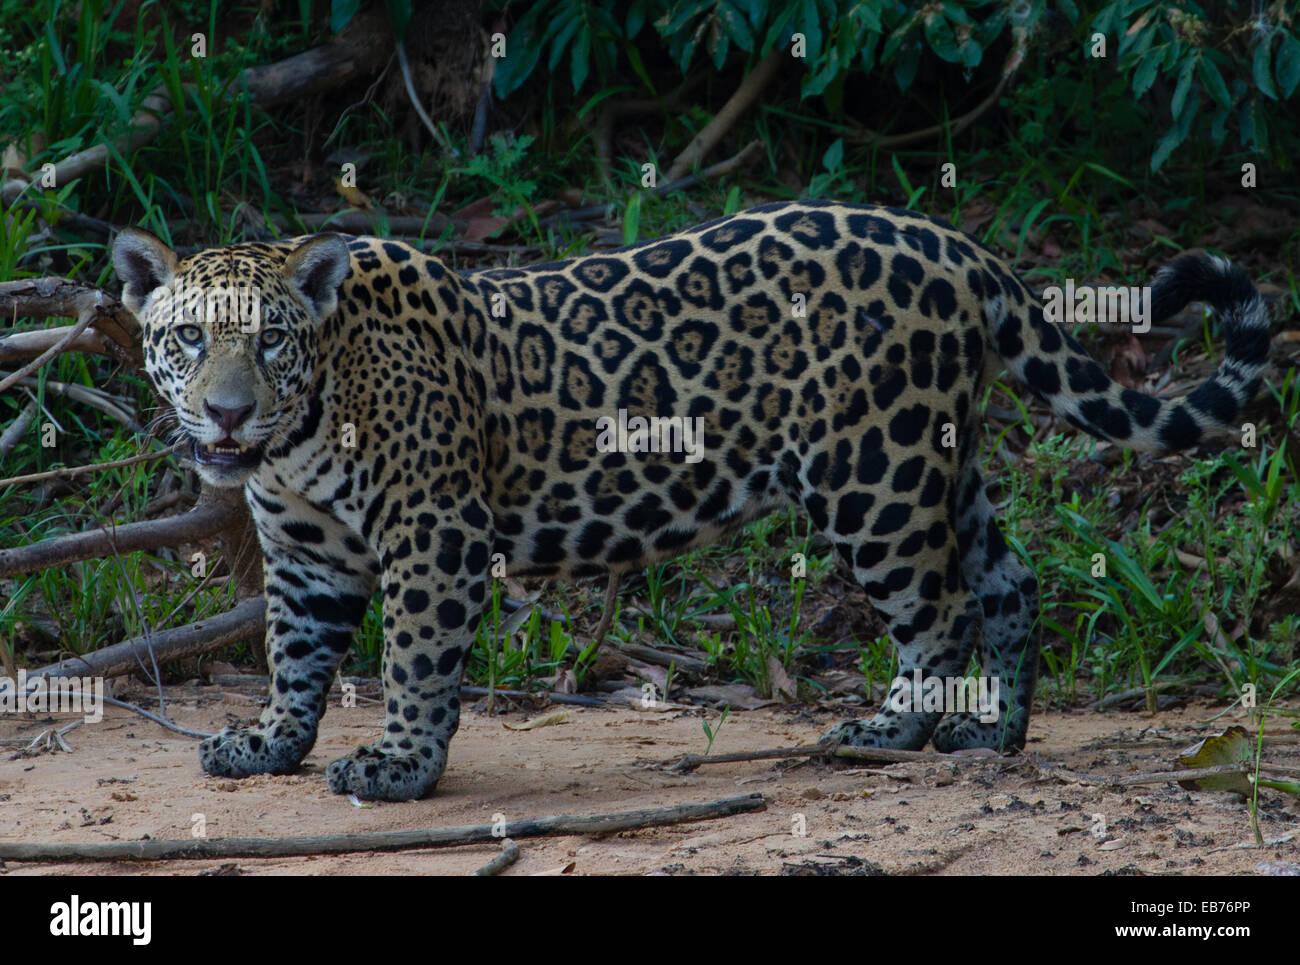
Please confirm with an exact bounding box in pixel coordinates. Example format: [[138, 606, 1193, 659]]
[[112, 201, 1269, 800]]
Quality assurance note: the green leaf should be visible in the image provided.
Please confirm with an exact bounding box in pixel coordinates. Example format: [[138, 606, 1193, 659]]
[[384, 0, 412, 41], [798, 0, 823, 63], [1171, 54, 1195, 118], [1132, 50, 1159, 99], [1277, 32, 1300, 99], [492, 5, 550, 97], [571, 24, 590, 91], [822, 137, 843, 172], [548, 13, 581, 72], [711, 19, 730, 69], [329, 0, 361, 34], [1150, 93, 1199, 171], [1254, 34, 1278, 100], [723, 184, 741, 215], [1240, 97, 1269, 152], [623, 191, 642, 247], [893, 41, 920, 90], [761, 5, 798, 55], [625, 0, 651, 38], [1197, 55, 1231, 111], [718, 1, 754, 52]]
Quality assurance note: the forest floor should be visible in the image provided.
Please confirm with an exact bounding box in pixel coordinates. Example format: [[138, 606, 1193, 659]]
[[1, 683, 1298, 876]]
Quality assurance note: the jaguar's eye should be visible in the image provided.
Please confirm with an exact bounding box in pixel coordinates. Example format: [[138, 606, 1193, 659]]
[[177, 324, 204, 347], [259, 328, 286, 350]]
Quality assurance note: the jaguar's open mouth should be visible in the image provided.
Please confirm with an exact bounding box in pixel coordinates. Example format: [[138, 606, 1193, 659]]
[[193, 436, 265, 471]]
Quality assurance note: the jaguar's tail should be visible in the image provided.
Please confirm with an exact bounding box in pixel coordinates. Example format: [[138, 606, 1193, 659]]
[[990, 253, 1270, 452]]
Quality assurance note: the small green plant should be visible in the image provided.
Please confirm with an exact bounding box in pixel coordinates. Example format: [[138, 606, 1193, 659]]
[[702, 704, 729, 755]]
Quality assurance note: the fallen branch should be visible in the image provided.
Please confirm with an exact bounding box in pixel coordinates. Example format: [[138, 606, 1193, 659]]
[[459, 686, 604, 707], [667, 742, 1001, 773], [29, 597, 266, 681], [0, 278, 142, 372], [0, 470, 220, 576], [665, 48, 785, 182], [472, 838, 520, 876], [615, 641, 709, 675], [0, 793, 767, 862]]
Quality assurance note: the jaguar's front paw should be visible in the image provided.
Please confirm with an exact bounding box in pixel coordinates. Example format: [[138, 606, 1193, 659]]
[[199, 724, 310, 778], [820, 711, 936, 751], [931, 712, 1026, 753], [326, 743, 445, 801]]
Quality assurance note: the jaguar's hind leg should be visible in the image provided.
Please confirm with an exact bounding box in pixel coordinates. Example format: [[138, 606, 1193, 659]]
[[817, 501, 984, 750], [931, 460, 1040, 752]]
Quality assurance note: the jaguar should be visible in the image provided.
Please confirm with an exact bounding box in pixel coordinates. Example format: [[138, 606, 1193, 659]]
[[111, 201, 1269, 800]]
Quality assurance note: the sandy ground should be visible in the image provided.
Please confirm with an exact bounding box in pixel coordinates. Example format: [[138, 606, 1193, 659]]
[[1, 685, 1297, 876]]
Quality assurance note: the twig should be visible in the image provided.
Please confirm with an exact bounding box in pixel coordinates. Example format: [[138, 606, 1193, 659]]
[[100, 694, 213, 739], [396, 42, 455, 156], [0, 312, 95, 395], [2, 681, 215, 739], [0, 400, 37, 456], [472, 838, 520, 876], [0, 793, 767, 862], [0, 279, 141, 369], [845, 34, 1025, 149], [0, 442, 181, 491], [665, 48, 784, 182], [0, 372, 139, 431], [589, 572, 622, 649], [654, 140, 764, 198]]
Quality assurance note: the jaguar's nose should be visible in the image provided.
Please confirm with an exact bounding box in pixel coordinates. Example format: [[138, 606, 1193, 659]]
[[203, 401, 255, 434]]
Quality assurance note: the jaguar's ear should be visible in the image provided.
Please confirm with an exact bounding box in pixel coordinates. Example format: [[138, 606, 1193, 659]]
[[112, 228, 178, 315], [284, 235, 351, 322]]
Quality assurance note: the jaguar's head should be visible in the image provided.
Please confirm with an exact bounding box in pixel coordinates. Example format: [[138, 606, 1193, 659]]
[[112, 230, 351, 487]]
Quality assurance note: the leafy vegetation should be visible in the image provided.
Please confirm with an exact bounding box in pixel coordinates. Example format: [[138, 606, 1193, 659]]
[[0, 0, 1296, 722]]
